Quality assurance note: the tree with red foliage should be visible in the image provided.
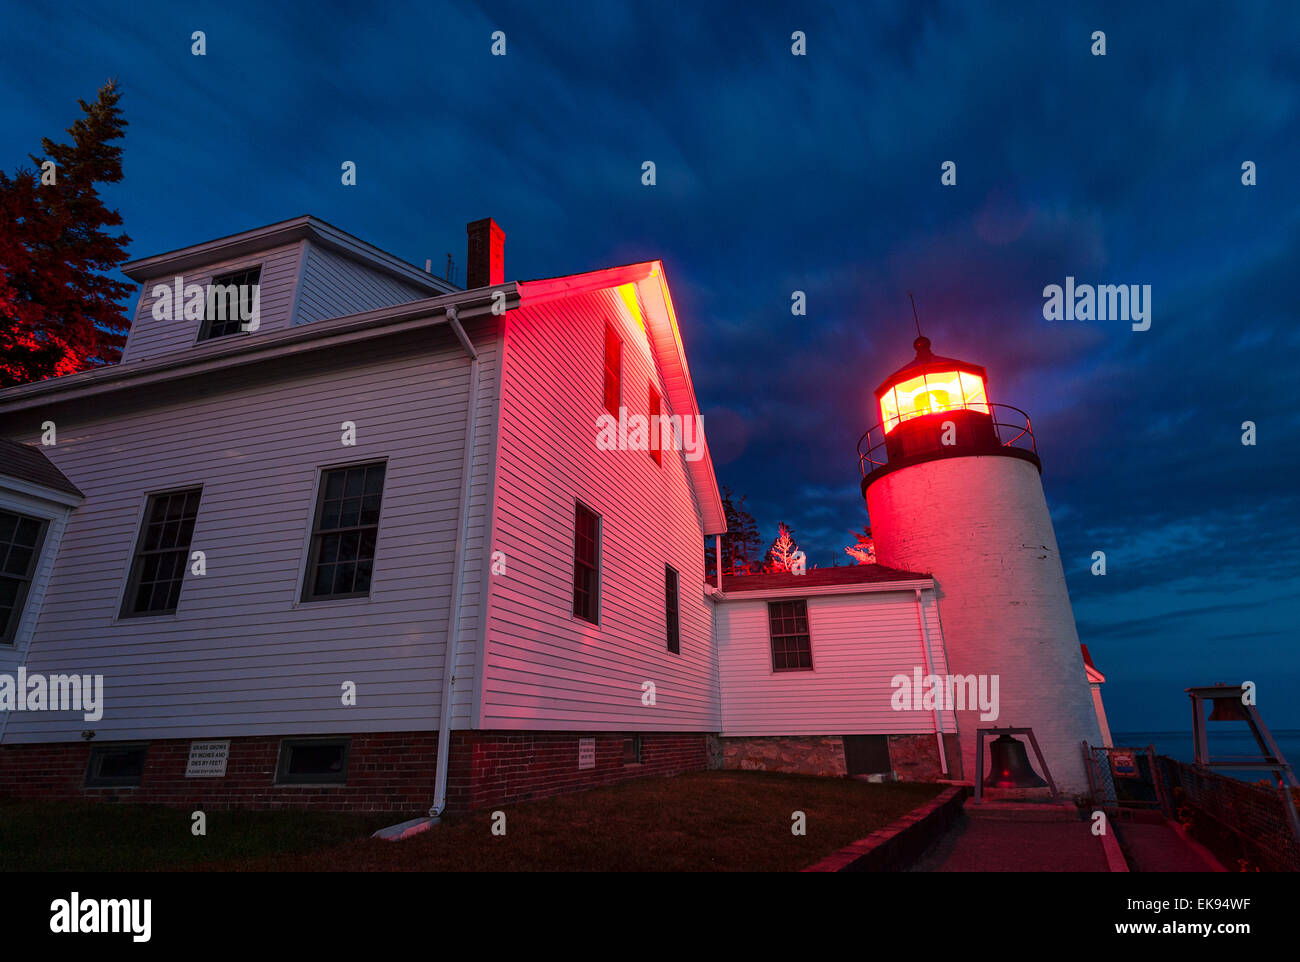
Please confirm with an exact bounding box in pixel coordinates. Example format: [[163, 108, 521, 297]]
[[764, 522, 800, 573], [844, 525, 876, 565], [0, 80, 132, 388]]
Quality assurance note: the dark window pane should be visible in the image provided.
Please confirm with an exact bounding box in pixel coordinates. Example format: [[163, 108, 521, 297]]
[[303, 463, 385, 601], [572, 503, 600, 623], [768, 599, 812, 672], [14, 517, 40, 546], [201, 266, 262, 341], [121, 489, 201, 617], [3, 547, 31, 576], [277, 739, 350, 784], [665, 565, 680, 654]]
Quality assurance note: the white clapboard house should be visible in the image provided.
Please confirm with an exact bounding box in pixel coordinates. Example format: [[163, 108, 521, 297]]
[[0, 216, 1106, 812]]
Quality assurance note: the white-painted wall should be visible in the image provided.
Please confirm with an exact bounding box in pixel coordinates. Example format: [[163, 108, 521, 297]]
[[2, 317, 499, 743], [867, 455, 1103, 793], [479, 286, 721, 732], [121, 243, 305, 364], [121, 240, 433, 365], [714, 590, 950, 737], [293, 243, 431, 326]]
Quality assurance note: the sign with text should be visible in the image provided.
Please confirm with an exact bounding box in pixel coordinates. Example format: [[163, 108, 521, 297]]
[[1109, 749, 1139, 779], [577, 738, 595, 770], [185, 739, 230, 778]]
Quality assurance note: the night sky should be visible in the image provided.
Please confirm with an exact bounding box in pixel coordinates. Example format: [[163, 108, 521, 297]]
[[3, 2, 1297, 731]]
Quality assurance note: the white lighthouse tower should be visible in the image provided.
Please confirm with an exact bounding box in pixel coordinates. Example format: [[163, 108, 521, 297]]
[[859, 335, 1101, 794]]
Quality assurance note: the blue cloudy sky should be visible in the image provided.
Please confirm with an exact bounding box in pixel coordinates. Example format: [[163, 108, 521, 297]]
[[3, 1, 1297, 730]]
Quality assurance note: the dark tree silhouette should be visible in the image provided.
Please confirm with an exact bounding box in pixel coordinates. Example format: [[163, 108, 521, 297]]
[[0, 80, 132, 387], [705, 485, 763, 579]]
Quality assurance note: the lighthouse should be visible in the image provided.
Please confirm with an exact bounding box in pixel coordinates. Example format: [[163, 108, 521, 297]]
[[859, 335, 1101, 794]]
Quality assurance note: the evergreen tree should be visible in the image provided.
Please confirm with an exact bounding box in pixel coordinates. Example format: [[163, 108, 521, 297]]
[[705, 485, 763, 578], [0, 80, 132, 387]]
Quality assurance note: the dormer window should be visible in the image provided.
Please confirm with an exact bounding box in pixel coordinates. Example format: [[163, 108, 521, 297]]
[[199, 266, 262, 340]]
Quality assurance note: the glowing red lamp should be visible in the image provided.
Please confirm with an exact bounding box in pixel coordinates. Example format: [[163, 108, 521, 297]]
[[875, 336, 989, 432]]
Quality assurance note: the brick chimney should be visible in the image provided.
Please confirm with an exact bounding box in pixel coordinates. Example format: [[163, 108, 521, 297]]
[[465, 218, 505, 289]]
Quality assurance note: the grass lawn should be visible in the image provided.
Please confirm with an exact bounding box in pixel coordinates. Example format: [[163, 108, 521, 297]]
[[2, 772, 941, 872], [0, 798, 381, 872]]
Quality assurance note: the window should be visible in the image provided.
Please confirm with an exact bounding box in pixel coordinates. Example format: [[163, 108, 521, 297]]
[[275, 738, 350, 785], [0, 509, 49, 645], [302, 461, 386, 602], [843, 735, 891, 776], [768, 599, 813, 671], [199, 265, 262, 340], [85, 744, 147, 788], [648, 385, 662, 465], [665, 564, 680, 654], [603, 321, 622, 413], [623, 735, 642, 765], [121, 489, 202, 617], [572, 501, 601, 623]]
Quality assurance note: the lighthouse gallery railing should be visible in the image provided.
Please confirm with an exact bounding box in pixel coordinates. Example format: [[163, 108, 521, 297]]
[[857, 402, 1038, 477]]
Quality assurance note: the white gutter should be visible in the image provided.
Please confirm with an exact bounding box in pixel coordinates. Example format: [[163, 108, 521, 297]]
[[0, 287, 517, 415], [429, 305, 480, 819], [711, 578, 934, 602], [914, 587, 948, 776]]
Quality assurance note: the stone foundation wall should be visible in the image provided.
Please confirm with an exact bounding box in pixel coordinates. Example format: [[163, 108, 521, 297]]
[[718, 733, 957, 781], [720, 735, 849, 776]]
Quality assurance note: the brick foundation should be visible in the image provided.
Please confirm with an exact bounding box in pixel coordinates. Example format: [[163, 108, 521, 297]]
[[0, 729, 709, 815], [0, 733, 438, 813], [446, 731, 708, 812]]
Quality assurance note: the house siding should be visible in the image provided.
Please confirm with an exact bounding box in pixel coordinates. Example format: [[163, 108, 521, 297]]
[[293, 242, 431, 326], [480, 287, 721, 733], [714, 590, 951, 737], [1, 316, 499, 745], [121, 243, 305, 364]]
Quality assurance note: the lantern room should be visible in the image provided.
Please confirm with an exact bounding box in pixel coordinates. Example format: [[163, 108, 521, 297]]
[[859, 335, 1040, 491], [876, 336, 989, 431]]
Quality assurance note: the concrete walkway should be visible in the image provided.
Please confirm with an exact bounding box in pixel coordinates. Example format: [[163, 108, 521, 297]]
[[1114, 820, 1225, 871], [910, 810, 1111, 871]]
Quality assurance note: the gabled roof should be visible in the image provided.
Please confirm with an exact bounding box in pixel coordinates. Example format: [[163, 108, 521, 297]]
[[120, 215, 458, 296], [719, 564, 932, 593], [0, 438, 83, 498], [517, 262, 727, 536], [1081, 644, 1106, 684]]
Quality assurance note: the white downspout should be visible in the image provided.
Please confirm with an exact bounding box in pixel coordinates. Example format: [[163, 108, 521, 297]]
[[714, 534, 722, 590], [429, 306, 480, 818], [914, 587, 948, 776]]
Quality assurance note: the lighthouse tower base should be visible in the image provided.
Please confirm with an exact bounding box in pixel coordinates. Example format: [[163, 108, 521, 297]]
[[866, 454, 1101, 795]]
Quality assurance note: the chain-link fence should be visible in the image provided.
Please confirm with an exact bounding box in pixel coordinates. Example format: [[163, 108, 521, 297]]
[[1158, 756, 1300, 872]]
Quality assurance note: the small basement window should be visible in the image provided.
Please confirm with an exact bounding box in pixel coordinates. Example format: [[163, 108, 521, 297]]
[[623, 735, 642, 765], [85, 744, 148, 788], [275, 738, 351, 785], [843, 735, 891, 776]]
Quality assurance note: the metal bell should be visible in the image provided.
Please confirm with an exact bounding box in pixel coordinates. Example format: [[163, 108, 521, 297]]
[[983, 734, 1048, 788]]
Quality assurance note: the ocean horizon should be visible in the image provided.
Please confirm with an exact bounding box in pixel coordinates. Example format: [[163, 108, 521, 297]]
[[1113, 729, 1300, 783]]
